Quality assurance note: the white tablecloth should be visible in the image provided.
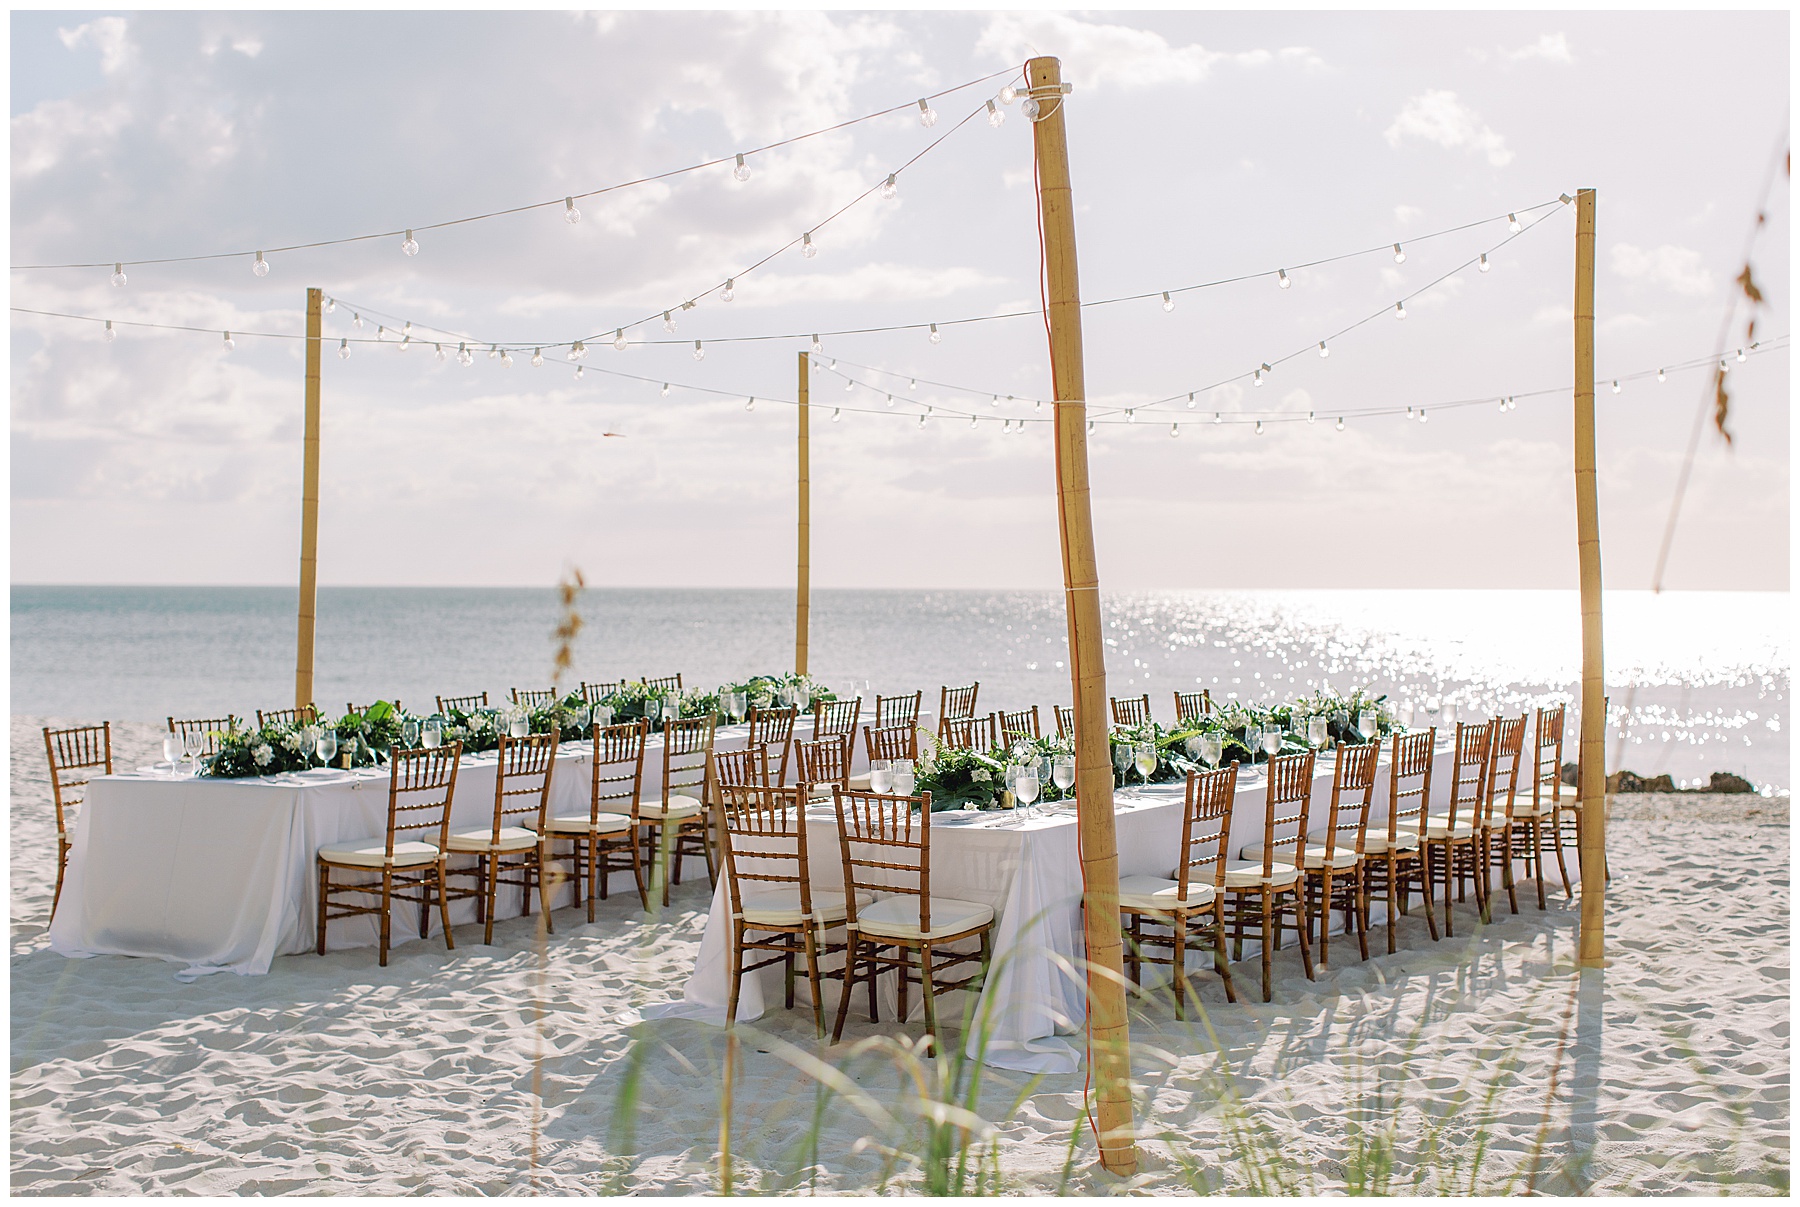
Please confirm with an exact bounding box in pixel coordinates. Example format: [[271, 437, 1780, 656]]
[[653, 742, 1469, 1072], [49, 724, 754, 978]]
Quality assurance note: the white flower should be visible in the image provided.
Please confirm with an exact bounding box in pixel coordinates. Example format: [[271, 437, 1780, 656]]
[[281, 731, 303, 752], [971, 767, 991, 784], [253, 744, 274, 766]]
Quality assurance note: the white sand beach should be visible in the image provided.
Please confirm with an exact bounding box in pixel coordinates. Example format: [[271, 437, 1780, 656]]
[[12, 716, 1788, 1194]]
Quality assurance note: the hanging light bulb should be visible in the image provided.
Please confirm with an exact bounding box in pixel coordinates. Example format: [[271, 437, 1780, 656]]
[[1277, 269, 1291, 289], [1086, 418, 1094, 433], [693, 340, 705, 361], [1125, 409, 1136, 422], [917, 98, 937, 127], [1394, 301, 1407, 320], [886, 394, 894, 407], [501, 350, 513, 367], [1213, 412, 1222, 424], [1736, 348, 1747, 363], [221, 330, 234, 351], [1507, 397, 1517, 410], [1611, 380, 1621, 394], [111, 263, 127, 288], [908, 377, 917, 391], [1392, 243, 1405, 264], [1253, 369, 1264, 387], [745, 397, 756, 412], [531, 348, 543, 367], [564, 197, 581, 224], [1318, 341, 1330, 358], [918, 413, 928, 428], [402, 229, 419, 256], [733, 153, 751, 183], [324, 297, 336, 314], [1162, 291, 1174, 312], [1186, 393, 1196, 409], [567, 341, 584, 361], [986, 99, 1005, 127], [1169, 423, 1180, 438], [253, 251, 270, 277], [1478, 253, 1490, 273], [1000, 84, 1018, 104], [377, 325, 387, 343], [969, 414, 978, 429], [352, 313, 364, 329], [801, 231, 817, 259], [655, 311, 672, 336], [1498, 397, 1507, 412], [845, 376, 855, 392], [1307, 411, 1315, 424], [457, 343, 473, 366], [487, 343, 499, 360], [722, 279, 735, 302], [1255, 420, 1264, 434], [881, 173, 898, 200], [1406, 406, 1415, 420], [928, 323, 941, 344], [574, 365, 584, 380], [1508, 213, 1521, 233], [1336, 417, 1345, 431], [832, 407, 842, 422], [1657, 367, 1667, 383], [1035, 399, 1043, 412], [103, 320, 116, 341], [1418, 409, 1429, 424], [613, 328, 628, 351], [1720, 358, 1730, 373], [660, 382, 671, 397], [435, 343, 446, 362], [339, 337, 350, 359], [811, 334, 823, 354], [1022, 96, 1041, 121]]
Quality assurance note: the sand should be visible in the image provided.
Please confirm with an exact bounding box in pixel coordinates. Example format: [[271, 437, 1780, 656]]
[[12, 716, 1789, 1194]]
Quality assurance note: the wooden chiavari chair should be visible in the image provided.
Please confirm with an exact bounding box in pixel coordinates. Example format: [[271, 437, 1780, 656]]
[[715, 746, 776, 790], [874, 690, 923, 731], [511, 687, 557, 709], [544, 720, 648, 919], [580, 680, 625, 704], [747, 705, 798, 786], [316, 743, 461, 965], [444, 729, 560, 945], [1174, 690, 1214, 725], [1423, 721, 1491, 936], [1121, 763, 1238, 1016], [718, 783, 869, 1032], [42, 723, 112, 919], [793, 735, 853, 799], [1110, 694, 1154, 728], [1054, 704, 1075, 738], [812, 696, 863, 744], [830, 787, 995, 1045], [1509, 705, 1566, 908], [997, 706, 1042, 743], [258, 705, 319, 729], [643, 674, 684, 693], [1225, 750, 1316, 1001], [1363, 729, 1438, 953], [937, 683, 980, 738], [642, 714, 718, 906], [939, 713, 998, 752], [862, 722, 918, 764], [1299, 741, 1379, 968], [167, 715, 238, 757], [1480, 715, 1529, 916], [437, 692, 489, 714]]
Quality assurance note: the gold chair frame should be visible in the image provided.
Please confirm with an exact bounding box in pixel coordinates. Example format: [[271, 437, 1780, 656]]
[[1109, 694, 1153, 728], [1225, 750, 1316, 1001], [437, 691, 489, 714], [43, 723, 112, 919], [1122, 763, 1238, 1017], [444, 729, 560, 945], [546, 720, 649, 920], [258, 705, 319, 729], [1363, 729, 1439, 953], [1174, 690, 1214, 725]]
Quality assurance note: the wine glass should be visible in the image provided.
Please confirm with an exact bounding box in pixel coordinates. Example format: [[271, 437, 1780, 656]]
[[892, 759, 916, 796], [596, 704, 615, 729], [1133, 742, 1156, 785], [1307, 716, 1329, 749], [1356, 710, 1378, 741], [316, 730, 339, 766], [1260, 727, 1282, 759], [869, 759, 893, 794], [183, 730, 205, 776], [1052, 756, 1076, 794], [421, 720, 442, 749], [163, 734, 182, 774], [1003, 762, 1020, 807], [1198, 732, 1223, 769], [1015, 768, 1041, 821], [401, 718, 420, 749], [794, 687, 812, 712], [573, 703, 592, 736]]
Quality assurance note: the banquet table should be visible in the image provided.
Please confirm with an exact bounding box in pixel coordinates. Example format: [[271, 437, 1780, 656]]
[[652, 740, 1476, 1073], [49, 723, 757, 978]]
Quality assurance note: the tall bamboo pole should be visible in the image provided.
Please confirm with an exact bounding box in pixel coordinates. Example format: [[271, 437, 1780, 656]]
[[294, 287, 323, 711], [1572, 188, 1608, 966], [1029, 55, 1137, 1176], [796, 351, 811, 676]]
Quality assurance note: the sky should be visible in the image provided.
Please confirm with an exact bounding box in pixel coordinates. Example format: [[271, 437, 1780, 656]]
[[10, 9, 1790, 590]]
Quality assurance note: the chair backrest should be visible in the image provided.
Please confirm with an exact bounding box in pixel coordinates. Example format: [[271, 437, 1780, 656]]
[[1110, 694, 1153, 728], [874, 691, 922, 730], [862, 722, 918, 763], [44, 723, 112, 841], [833, 787, 934, 934], [747, 705, 797, 784], [1484, 714, 1528, 826], [258, 705, 319, 729], [167, 716, 238, 757], [437, 692, 488, 714], [590, 720, 647, 823], [511, 687, 557, 709], [717, 783, 814, 924], [1386, 728, 1436, 844], [1174, 690, 1214, 725], [1178, 763, 1237, 899], [793, 735, 852, 791], [939, 713, 997, 752], [1527, 704, 1567, 814], [663, 714, 718, 803], [714, 745, 774, 790], [1054, 704, 1075, 738], [812, 697, 863, 742], [1252, 750, 1317, 873], [939, 682, 980, 725], [581, 680, 625, 704], [997, 706, 1041, 744], [643, 674, 683, 693], [490, 729, 559, 838], [1320, 741, 1380, 860], [347, 700, 401, 718], [384, 743, 462, 855], [1446, 721, 1493, 827]]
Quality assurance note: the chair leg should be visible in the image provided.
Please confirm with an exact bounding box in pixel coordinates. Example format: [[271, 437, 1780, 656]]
[[1260, 887, 1274, 1002], [1417, 856, 1440, 941], [1292, 889, 1314, 981], [897, 943, 910, 1024], [804, 927, 825, 1038], [52, 843, 67, 922], [1552, 811, 1574, 898], [726, 921, 744, 1026], [1354, 868, 1370, 961], [584, 838, 598, 922], [831, 937, 860, 1042], [1531, 819, 1548, 910], [419, 870, 432, 940], [316, 860, 330, 956], [435, 862, 456, 951], [378, 869, 394, 967], [1385, 856, 1399, 954], [1317, 871, 1332, 969], [537, 850, 556, 933], [919, 944, 938, 1047], [1502, 827, 1519, 915], [1212, 902, 1236, 1004], [1172, 914, 1187, 1021], [483, 856, 499, 945]]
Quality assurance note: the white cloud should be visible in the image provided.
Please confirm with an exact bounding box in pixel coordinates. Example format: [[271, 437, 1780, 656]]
[[1394, 204, 1424, 225], [1384, 90, 1513, 167], [1504, 33, 1573, 64], [1609, 243, 1715, 296], [59, 16, 133, 74], [975, 13, 1300, 89]]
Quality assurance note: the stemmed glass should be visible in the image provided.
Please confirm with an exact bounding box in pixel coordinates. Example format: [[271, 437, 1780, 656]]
[[1052, 756, 1076, 800], [163, 734, 182, 775], [891, 759, 916, 796], [1307, 715, 1329, 749], [572, 703, 592, 739], [595, 703, 615, 730], [401, 718, 420, 749], [1259, 726, 1283, 761], [1198, 732, 1224, 770], [183, 730, 205, 777], [1015, 766, 1041, 821], [793, 686, 812, 712], [1133, 742, 1157, 787], [1356, 710, 1378, 742], [869, 759, 893, 794], [316, 730, 339, 767], [421, 720, 442, 749]]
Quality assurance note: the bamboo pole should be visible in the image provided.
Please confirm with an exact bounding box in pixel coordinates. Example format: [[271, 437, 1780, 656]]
[[294, 287, 323, 711], [796, 351, 811, 677], [1572, 188, 1608, 966], [1028, 55, 1137, 1176]]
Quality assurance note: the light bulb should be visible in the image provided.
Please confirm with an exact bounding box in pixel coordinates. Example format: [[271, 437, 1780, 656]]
[[1307, 411, 1315, 424], [660, 382, 669, 397], [1610, 379, 1620, 394], [353, 313, 364, 329], [1508, 213, 1521, 233], [908, 377, 917, 391], [564, 197, 581, 224], [918, 413, 928, 428], [1022, 97, 1040, 121], [1035, 399, 1042, 412], [1213, 412, 1221, 424], [801, 231, 817, 259], [566, 341, 583, 361], [1318, 341, 1330, 358], [1126, 409, 1136, 423], [1086, 418, 1094, 433], [1255, 420, 1264, 434], [745, 397, 756, 412], [1392, 243, 1405, 264], [885, 394, 894, 407], [399, 333, 411, 352], [1736, 348, 1747, 362], [880, 173, 899, 201], [969, 414, 978, 428], [1720, 358, 1730, 373], [103, 320, 115, 341], [1253, 369, 1263, 387], [832, 407, 841, 422], [986, 99, 1004, 127], [722, 279, 735, 302], [402, 229, 419, 256], [1656, 368, 1666, 383], [435, 343, 446, 362], [1507, 397, 1517, 410], [527, 348, 540, 367], [845, 377, 855, 392], [222, 331, 234, 351], [1498, 398, 1507, 412], [111, 263, 127, 287], [377, 326, 387, 342], [1000, 84, 1017, 104], [1418, 409, 1429, 423], [574, 365, 584, 379], [1261, 362, 1272, 376], [499, 349, 512, 367], [324, 297, 336, 314], [1162, 291, 1174, 312], [1278, 269, 1291, 289], [1169, 423, 1179, 438], [1479, 253, 1490, 273], [253, 251, 269, 277], [1395, 301, 1407, 320], [457, 343, 473, 366], [1186, 393, 1196, 408], [693, 340, 705, 361], [1336, 417, 1345, 431], [928, 323, 941, 344], [1406, 406, 1414, 420], [487, 344, 498, 359], [917, 98, 937, 127], [811, 334, 823, 354], [1560, 193, 1573, 204], [613, 328, 628, 351], [339, 337, 350, 359]]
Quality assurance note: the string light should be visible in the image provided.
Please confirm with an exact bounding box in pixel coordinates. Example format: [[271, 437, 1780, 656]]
[[986, 99, 1005, 127], [487, 343, 499, 359], [1277, 269, 1290, 289], [613, 328, 629, 351], [563, 198, 581, 225], [1213, 412, 1222, 424], [435, 343, 446, 362], [1611, 379, 1621, 394], [1318, 340, 1330, 358], [531, 348, 543, 366], [928, 323, 941, 344], [1186, 393, 1196, 408], [661, 382, 670, 397], [734, 154, 751, 183], [103, 320, 115, 341], [574, 365, 584, 379], [1086, 418, 1094, 433], [969, 414, 978, 428], [567, 341, 586, 361], [722, 279, 735, 302], [918, 413, 928, 428], [1418, 408, 1429, 424], [111, 263, 126, 288], [352, 313, 363, 329], [1392, 243, 1405, 264], [917, 99, 938, 127], [1406, 406, 1415, 420], [402, 229, 419, 256], [745, 396, 756, 412], [1000, 85, 1018, 104], [1255, 420, 1264, 434], [1508, 213, 1521, 233], [500, 349, 513, 367], [811, 334, 824, 354], [1336, 417, 1345, 431], [886, 394, 894, 407], [1125, 409, 1136, 422], [338, 337, 350, 359], [1162, 291, 1174, 312], [253, 252, 269, 277], [1022, 97, 1041, 121], [1478, 253, 1490, 273], [1169, 423, 1179, 438], [832, 407, 842, 421], [1395, 301, 1407, 320], [881, 173, 898, 200], [222, 330, 234, 351], [693, 340, 705, 361], [663, 311, 677, 334], [801, 232, 817, 259], [324, 297, 336, 314], [1657, 368, 1666, 382], [1497, 398, 1507, 411], [457, 342, 473, 366], [1736, 348, 1747, 362], [1307, 410, 1315, 423], [908, 378, 917, 390]]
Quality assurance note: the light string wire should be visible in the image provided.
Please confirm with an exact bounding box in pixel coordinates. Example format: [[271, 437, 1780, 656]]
[[10, 65, 1026, 274]]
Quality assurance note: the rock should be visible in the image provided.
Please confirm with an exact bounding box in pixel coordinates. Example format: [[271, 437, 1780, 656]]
[[1708, 771, 1755, 794], [1560, 761, 1580, 786], [1608, 770, 1648, 793]]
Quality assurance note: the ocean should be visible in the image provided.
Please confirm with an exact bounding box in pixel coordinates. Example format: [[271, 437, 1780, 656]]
[[11, 585, 1789, 790]]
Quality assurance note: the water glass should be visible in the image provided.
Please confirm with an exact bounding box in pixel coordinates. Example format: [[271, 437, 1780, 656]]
[[163, 734, 181, 772], [793, 687, 812, 712], [1052, 757, 1076, 792], [1198, 733, 1223, 769], [1259, 727, 1282, 758], [869, 759, 893, 794], [1307, 716, 1329, 748], [892, 760, 916, 796], [596, 704, 615, 729], [183, 731, 206, 776], [1015, 771, 1041, 819], [421, 720, 442, 749], [1133, 742, 1156, 783], [317, 731, 339, 765], [1356, 710, 1378, 741]]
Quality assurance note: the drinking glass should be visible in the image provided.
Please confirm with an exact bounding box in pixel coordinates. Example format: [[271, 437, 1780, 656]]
[[1198, 733, 1223, 769], [163, 735, 181, 773], [1015, 770, 1041, 820], [509, 711, 530, 739], [421, 720, 442, 749], [317, 731, 339, 765], [1260, 727, 1282, 758], [662, 699, 679, 723], [1356, 710, 1377, 741], [1133, 742, 1157, 785], [573, 703, 592, 735], [1307, 716, 1329, 748], [1441, 700, 1458, 728], [794, 687, 812, 712], [1052, 756, 1076, 793], [401, 718, 420, 749], [869, 759, 893, 794], [892, 760, 916, 796], [183, 731, 205, 776], [596, 704, 615, 729]]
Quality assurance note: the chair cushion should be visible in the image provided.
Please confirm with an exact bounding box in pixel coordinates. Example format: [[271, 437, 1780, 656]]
[[318, 838, 440, 868], [1307, 826, 1420, 856], [1223, 860, 1302, 889], [853, 895, 994, 940], [640, 795, 704, 821], [1118, 873, 1216, 913], [542, 812, 633, 835], [736, 887, 873, 927], [1423, 816, 1476, 840], [1241, 841, 1359, 872], [446, 826, 542, 852]]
